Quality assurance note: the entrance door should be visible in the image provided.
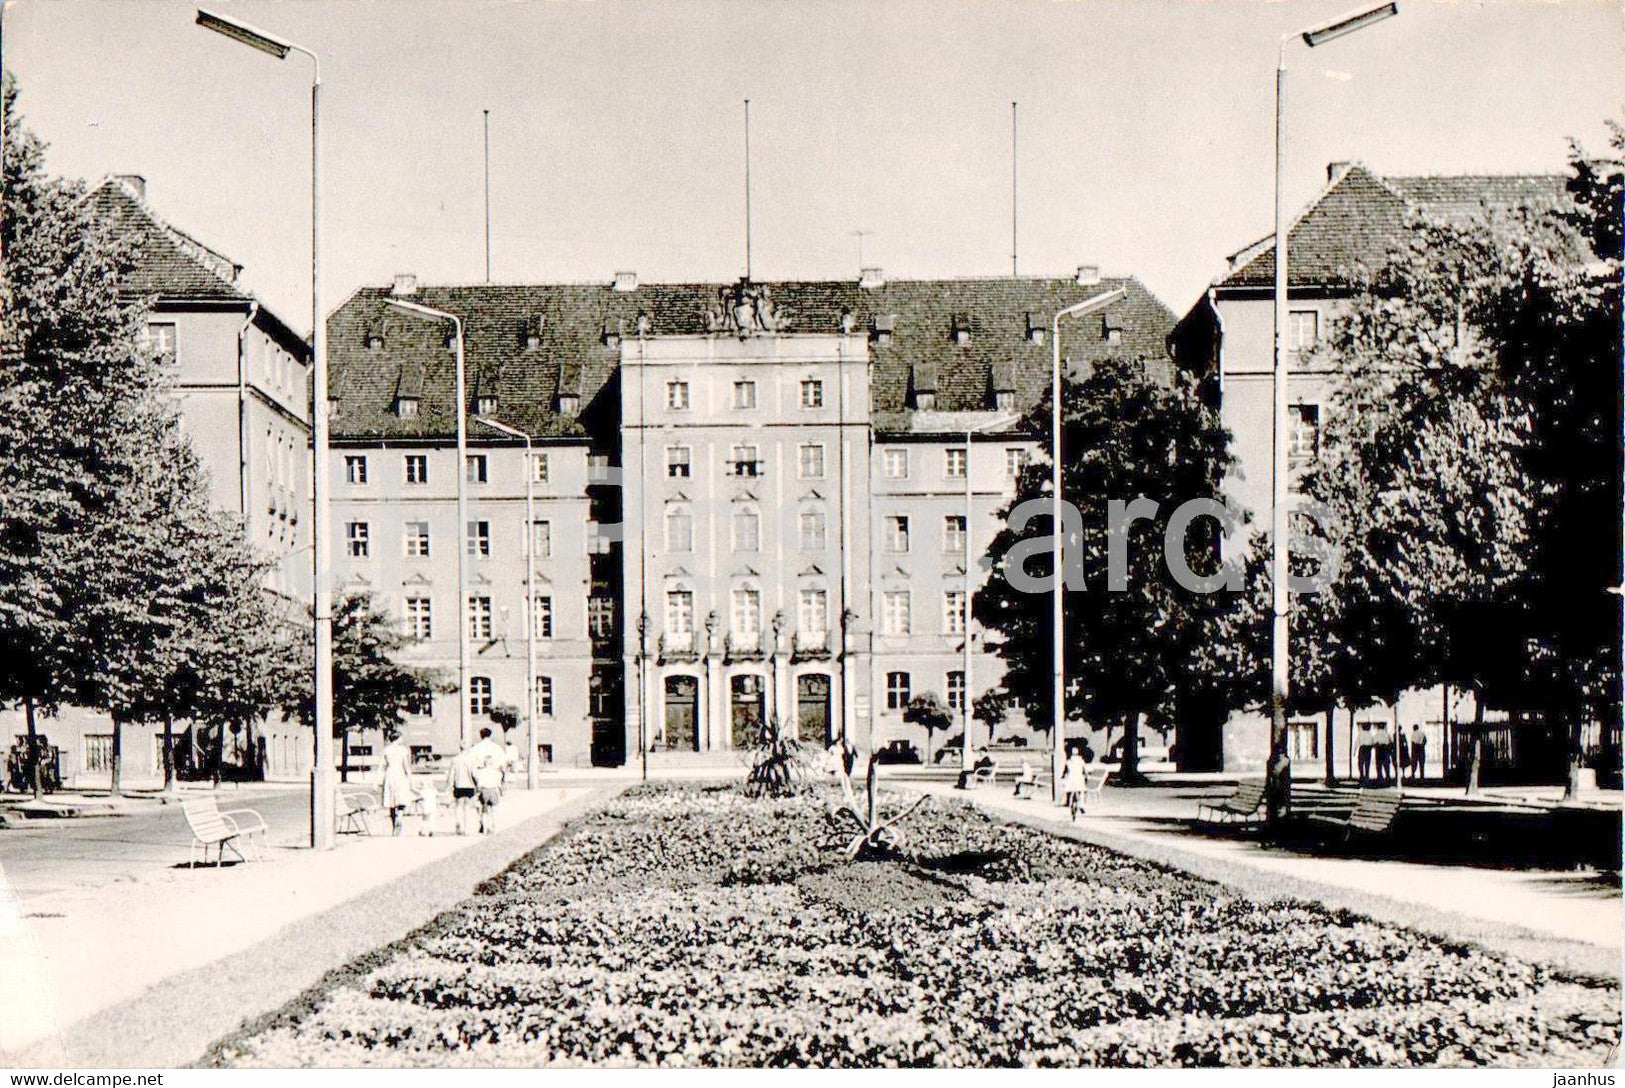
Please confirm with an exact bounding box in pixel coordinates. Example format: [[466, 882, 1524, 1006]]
[[797, 674, 832, 747], [664, 675, 699, 752], [730, 674, 764, 747]]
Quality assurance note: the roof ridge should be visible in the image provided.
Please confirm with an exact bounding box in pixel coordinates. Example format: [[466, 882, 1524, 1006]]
[[359, 273, 1137, 292], [86, 175, 245, 296]]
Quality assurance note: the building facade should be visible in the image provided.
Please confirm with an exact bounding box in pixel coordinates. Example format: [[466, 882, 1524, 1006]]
[[1170, 162, 1571, 776], [326, 270, 1177, 767]]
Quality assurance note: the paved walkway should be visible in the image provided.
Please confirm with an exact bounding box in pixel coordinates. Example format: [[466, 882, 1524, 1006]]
[[912, 780, 1623, 977], [0, 783, 602, 1065]]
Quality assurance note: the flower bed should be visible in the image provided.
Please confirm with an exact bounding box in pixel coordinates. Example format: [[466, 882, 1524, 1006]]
[[209, 783, 1619, 1067]]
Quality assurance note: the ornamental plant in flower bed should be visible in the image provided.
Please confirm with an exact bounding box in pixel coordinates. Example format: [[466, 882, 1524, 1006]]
[[209, 783, 1619, 1068]]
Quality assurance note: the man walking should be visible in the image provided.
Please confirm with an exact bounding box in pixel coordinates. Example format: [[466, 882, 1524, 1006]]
[[1356, 723, 1374, 785], [468, 727, 506, 834], [1409, 723, 1427, 783], [443, 742, 479, 836]]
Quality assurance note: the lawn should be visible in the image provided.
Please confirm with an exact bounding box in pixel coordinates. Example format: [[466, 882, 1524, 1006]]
[[207, 783, 1619, 1067]]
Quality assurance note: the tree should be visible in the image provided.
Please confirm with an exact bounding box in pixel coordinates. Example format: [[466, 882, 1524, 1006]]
[[902, 693, 953, 763], [975, 357, 1235, 783], [0, 73, 184, 796], [972, 689, 1008, 742], [287, 591, 443, 782]]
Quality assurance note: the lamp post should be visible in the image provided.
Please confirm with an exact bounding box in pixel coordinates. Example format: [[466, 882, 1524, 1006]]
[[384, 299, 471, 747], [476, 416, 538, 790], [636, 610, 651, 781], [958, 414, 1020, 784], [1049, 289, 1127, 802], [196, 8, 334, 849], [1266, 1, 1400, 823]]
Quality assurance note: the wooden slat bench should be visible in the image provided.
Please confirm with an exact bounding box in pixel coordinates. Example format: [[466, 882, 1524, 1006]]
[[1196, 780, 1267, 825], [1310, 790, 1405, 842], [182, 796, 268, 867]]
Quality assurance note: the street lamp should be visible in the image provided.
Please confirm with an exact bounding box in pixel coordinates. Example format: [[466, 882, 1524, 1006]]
[[636, 610, 651, 781], [196, 8, 334, 850], [1266, 1, 1399, 822], [957, 413, 1020, 784], [384, 298, 471, 748], [1049, 288, 1126, 802], [476, 416, 538, 790]]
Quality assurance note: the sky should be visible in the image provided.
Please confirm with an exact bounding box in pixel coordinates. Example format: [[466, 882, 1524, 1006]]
[[4, 0, 1622, 334]]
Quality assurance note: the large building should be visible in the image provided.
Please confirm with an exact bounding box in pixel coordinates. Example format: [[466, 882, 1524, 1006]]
[[1170, 162, 1572, 777], [325, 269, 1176, 767], [8, 176, 315, 787]]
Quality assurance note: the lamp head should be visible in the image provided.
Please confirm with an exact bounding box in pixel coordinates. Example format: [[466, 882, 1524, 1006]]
[[1302, 2, 1398, 47], [196, 8, 293, 59]]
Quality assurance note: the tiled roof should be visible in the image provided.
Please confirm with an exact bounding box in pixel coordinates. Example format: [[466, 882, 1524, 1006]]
[[1220, 164, 1571, 289], [325, 276, 1175, 442], [86, 178, 248, 302]]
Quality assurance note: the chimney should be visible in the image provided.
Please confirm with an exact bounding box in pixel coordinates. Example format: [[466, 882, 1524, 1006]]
[[1327, 161, 1352, 184], [114, 174, 147, 200], [859, 267, 885, 290], [1075, 264, 1100, 286], [391, 273, 418, 296], [612, 270, 638, 292]]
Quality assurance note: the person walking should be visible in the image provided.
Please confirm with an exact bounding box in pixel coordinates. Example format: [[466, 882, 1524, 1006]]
[[379, 729, 414, 837], [1371, 720, 1392, 784], [1409, 723, 1428, 783], [1356, 723, 1374, 785], [443, 742, 479, 836], [1059, 749, 1087, 821], [468, 727, 506, 834]]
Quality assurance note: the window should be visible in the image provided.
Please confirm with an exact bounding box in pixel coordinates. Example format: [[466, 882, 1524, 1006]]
[[476, 395, 498, 416], [915, 392, 937, 411], [405, 596, 433, 640], [944, 591, 967, 636], [405, 454, 428, 484], [883, 448, 909, 479], [1288, 720, 1319, 760], [799, 588, 828, 639], [589, 673, 613, 716], [83, 733, 114, 773], [465, 454, 488, 483], [667, 380, 690, 410], [733, 380, 757, 409], [1289, 404, 1321, 464], [469, 676, 493, 717], [995, 390, 1016, 411], [886, 672, 912, 711], [666, 507, 693, 552], [396, 397, 419, 419], [588, 596, 615, 640], [586, 520, 610, 554], [799, 509, 827, 551], [1005, 448, 1031, 477], [531, 519, 552, 558], [947, 670, 966, 711], [1290, 309, 1320, 351], [345, 456, 368, 485], [557, 394, 579, 417], [405, 521, 431, 558], [945, 447, 968, 478], [666, 589, 694, 637], [537, 677, 555, 717], [467, 596, 493, 641], [730, 444, 760, 477], [798, 444, 826, 479], [733, 506, 761, 552], [345, 521, 370, 558], [732, 588, 761, 642], [885, 515, 910, 554], [145, 321, 177, 362], [800, 379, 824, 408], [588, 453, 612, 482], [466, 520, 491, 557], [406, 694, 433, 719], [531, 452, 550, 483], [882, 590, 912, 635], [944, 515, 967, 555], [532, 595, 554, 639], [667, 446, 691, 478]]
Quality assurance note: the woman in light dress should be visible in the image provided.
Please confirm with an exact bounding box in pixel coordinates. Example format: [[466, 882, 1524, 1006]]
[[380, 729, 414, 836], [1059, 749, 1088, 821]]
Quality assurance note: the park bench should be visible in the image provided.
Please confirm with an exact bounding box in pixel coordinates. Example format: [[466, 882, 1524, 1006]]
[[1012, 765, 1042, 798], [1196, 780, 1268, 825], [962, 764, 997, 789], [182, 796, 268, 867], [1310, 790, 1404, 842], [1078, 768, 1111, 812], [337, 787, 380, 835]]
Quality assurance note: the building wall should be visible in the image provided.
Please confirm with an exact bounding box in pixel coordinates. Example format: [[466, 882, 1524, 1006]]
[[329, 439, 597, 767]]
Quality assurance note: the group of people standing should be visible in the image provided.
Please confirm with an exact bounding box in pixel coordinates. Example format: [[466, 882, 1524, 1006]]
[[1356, 721, 1428, 785], [378, 726, 515, 837]]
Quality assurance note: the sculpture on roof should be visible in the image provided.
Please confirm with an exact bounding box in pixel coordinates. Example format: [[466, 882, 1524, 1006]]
[[705, 277, 788, 337]]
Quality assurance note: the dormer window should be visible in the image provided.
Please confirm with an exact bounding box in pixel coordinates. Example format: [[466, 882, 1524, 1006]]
[[1103, 316, 1124, 345], [365, 332, 384, 350], [870, 314, 896, 346], [601, 321, 622, 348], [915, 392, 936, 410], [395, 396, 419, 419], [445, 334, 458, 351], [951, 315, 972, 346], [1025, 313, 1046, 345], [524, 316, 544, 349], [476, 395, 497, 416], [557, 394, 580, 417]]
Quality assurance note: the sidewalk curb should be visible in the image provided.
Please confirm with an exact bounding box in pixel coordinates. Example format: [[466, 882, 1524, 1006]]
[[909, 785, 1622, 984], [3, 783, 625, 1069]]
